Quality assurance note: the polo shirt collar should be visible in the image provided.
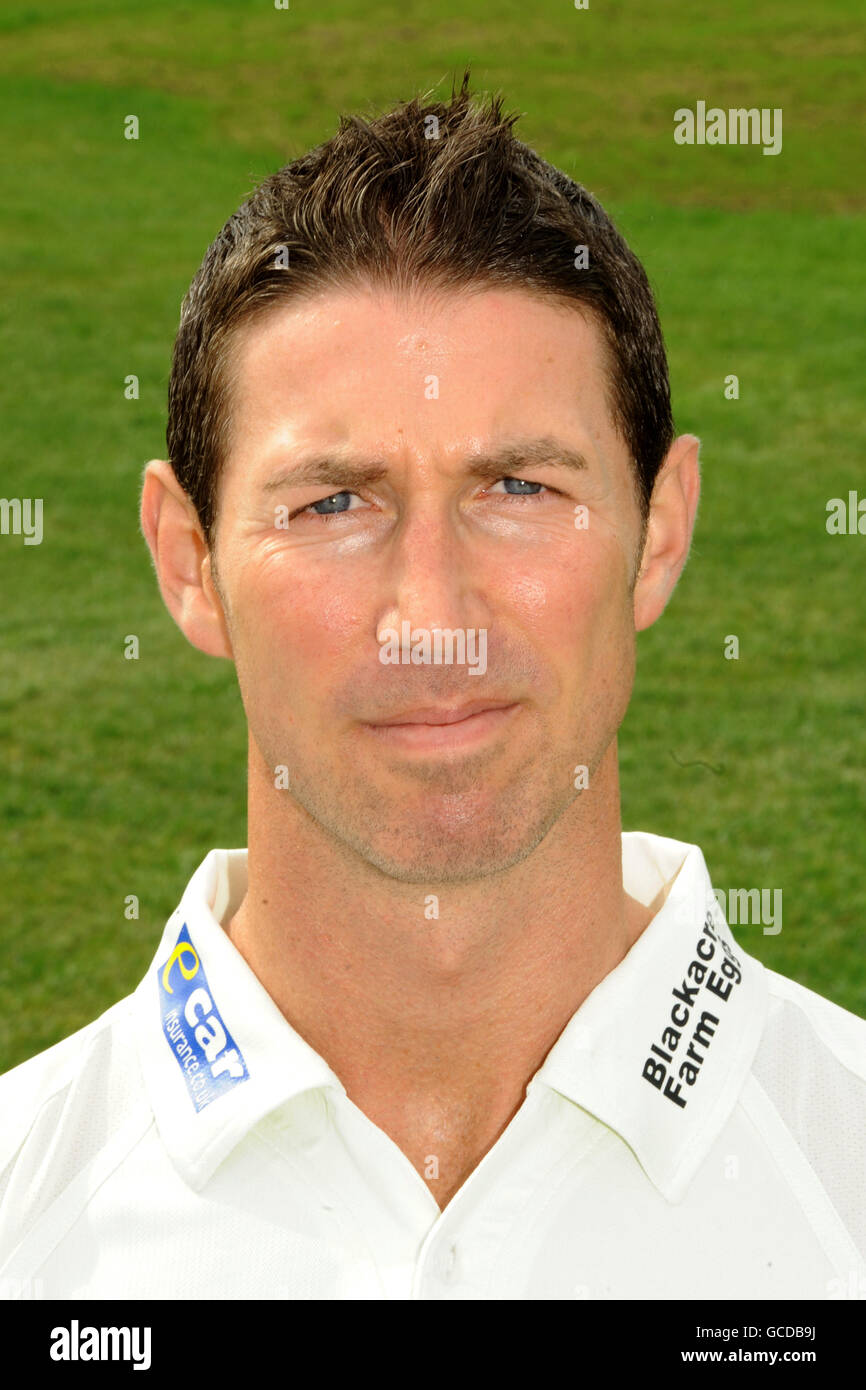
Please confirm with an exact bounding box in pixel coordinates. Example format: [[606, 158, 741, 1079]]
[[535, 832, 768, 1203], [134, 850, 345, 1191], [135, 834, 767, 1201]]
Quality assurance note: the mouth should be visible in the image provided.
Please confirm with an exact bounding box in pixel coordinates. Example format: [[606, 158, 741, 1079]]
[[361, 699, 521, 751]]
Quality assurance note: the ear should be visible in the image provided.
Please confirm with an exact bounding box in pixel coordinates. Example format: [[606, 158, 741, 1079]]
[[633, 434, 701, 632], [139, 459, 233, 659]]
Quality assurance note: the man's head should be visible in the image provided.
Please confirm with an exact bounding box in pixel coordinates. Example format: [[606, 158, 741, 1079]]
[[141, 74, 699, 886]]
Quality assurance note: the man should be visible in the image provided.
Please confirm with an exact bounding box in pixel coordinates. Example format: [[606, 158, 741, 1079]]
[[1, 75, 864, 1301]]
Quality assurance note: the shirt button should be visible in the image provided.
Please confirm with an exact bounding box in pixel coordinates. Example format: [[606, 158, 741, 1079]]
[[443, 1242, 458, 1280]]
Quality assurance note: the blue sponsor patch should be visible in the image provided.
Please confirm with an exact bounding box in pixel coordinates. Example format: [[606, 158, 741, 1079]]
[[157, 923, 249, 1111]]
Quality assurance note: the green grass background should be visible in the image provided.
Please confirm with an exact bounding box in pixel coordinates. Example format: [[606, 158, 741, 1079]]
[[1, 0, 863, 1069]]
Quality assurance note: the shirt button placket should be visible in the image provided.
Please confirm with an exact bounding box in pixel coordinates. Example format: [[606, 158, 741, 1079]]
[[441, 1240, 458, 1288]]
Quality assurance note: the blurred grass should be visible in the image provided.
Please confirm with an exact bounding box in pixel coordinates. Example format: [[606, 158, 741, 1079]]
[[0, 0, 864, 1068]]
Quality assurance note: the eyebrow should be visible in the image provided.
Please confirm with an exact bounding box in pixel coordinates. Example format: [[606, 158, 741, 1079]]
[[260, 437, 590, 494]]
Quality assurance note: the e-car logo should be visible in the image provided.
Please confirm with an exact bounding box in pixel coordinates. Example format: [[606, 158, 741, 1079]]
[[157, 924, 249, 1111]]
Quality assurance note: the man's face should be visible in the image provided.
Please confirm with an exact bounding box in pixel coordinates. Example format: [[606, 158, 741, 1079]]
[[209, 285, 645, 883]]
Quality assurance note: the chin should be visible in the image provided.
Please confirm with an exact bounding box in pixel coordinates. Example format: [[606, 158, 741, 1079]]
[[357, 814, 551, 886]]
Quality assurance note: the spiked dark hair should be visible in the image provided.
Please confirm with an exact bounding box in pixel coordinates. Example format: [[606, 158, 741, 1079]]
[[167, 70, 674, 548]]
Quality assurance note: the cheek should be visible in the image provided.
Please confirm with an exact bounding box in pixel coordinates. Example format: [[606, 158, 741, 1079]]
[[503, 540, 625, 643], [245, 552, 368, 642], [499, 571, 550, 618], [317, 588, 370, 639], [232, 564, 366, 708]]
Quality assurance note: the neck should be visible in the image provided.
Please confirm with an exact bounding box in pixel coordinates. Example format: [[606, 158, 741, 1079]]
[[226, 737, 652, 1107]]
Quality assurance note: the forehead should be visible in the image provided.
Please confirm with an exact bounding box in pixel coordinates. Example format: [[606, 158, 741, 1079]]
[[221, 283, 623, 475]]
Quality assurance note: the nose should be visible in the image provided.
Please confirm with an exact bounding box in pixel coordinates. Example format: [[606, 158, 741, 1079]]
[[375, 502, 480, 645]]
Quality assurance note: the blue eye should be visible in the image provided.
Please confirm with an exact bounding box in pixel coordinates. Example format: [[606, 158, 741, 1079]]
[[309, 491, 356, 515], [499, 477, 544, 495]]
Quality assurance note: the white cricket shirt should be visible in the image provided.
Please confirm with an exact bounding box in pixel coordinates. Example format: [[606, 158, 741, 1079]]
[[1, 831, 864, 1301]]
